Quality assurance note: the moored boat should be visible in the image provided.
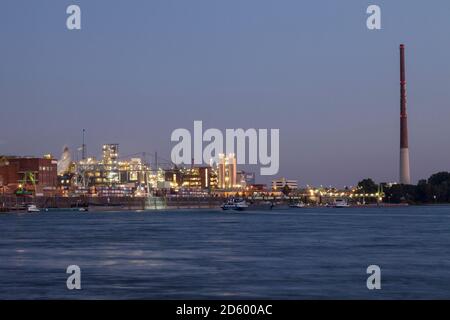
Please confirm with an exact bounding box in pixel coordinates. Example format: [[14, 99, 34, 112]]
[[289, 202, 306, 208], [221, 198, 249, 211], [333, 199, 350, 208], [27, 204, 40, 213]]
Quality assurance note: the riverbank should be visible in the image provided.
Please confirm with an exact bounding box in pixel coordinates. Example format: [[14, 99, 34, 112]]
[[3, 195, 445, 214], [0, 195, 223, 213]]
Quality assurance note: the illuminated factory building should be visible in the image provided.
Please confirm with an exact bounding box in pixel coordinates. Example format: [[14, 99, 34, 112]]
[[218, 153, 237, 189]]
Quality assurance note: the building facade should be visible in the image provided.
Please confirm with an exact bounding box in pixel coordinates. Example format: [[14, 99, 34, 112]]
[[180, 166, 218, 190], [0, 156, 58, 195], [218, 153, 237, 189], [102, 144, 120, 185]]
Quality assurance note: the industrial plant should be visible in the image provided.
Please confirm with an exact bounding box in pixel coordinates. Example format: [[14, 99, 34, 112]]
[[0, 45, 420, 211]]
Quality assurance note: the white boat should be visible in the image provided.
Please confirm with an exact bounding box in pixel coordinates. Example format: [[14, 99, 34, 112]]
[[289, 202, 306, 208], [333, 199, 350, 208], [27, 205, 40, 213], [221, 198, 249, 211]]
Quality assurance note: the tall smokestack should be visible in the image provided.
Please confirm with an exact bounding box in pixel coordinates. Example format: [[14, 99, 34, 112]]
[[399, 44, 411, 184], [81, 129, 87, 160]]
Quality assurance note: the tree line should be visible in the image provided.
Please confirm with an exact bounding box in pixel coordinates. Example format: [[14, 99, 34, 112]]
[[358, 172, 450, 204]]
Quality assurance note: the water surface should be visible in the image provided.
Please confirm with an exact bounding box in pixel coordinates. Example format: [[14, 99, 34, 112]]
[[1, 206, 450, 299]]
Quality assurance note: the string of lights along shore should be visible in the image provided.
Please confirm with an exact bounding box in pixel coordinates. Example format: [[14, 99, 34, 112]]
[[399, 44, 411, 185]]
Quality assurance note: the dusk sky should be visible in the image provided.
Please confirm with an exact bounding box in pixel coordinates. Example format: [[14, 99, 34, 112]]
[[1, 0, 450, 186]]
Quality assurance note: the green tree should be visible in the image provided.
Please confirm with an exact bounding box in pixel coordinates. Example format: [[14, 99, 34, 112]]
[[357, 178, 378, 193], [428, 172, 450, 186], [382, 172, 450, 204], [281, 185, 291, 197], [428, 172, 450, 202], [415, 179, 433, 203], [384, 184, 417, 204]]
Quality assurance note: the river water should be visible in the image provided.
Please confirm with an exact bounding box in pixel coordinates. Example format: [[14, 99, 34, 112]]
[[1, 206, 450, 299]]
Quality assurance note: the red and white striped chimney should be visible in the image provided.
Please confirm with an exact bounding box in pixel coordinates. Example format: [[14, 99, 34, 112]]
[[399, 44, 411, 184]]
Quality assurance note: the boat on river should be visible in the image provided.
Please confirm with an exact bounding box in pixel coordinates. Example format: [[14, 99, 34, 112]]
[[221, 198, 249, 211]]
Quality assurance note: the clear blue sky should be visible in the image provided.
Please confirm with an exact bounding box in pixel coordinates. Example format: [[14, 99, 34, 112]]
[[1, 0, 450, 186]]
